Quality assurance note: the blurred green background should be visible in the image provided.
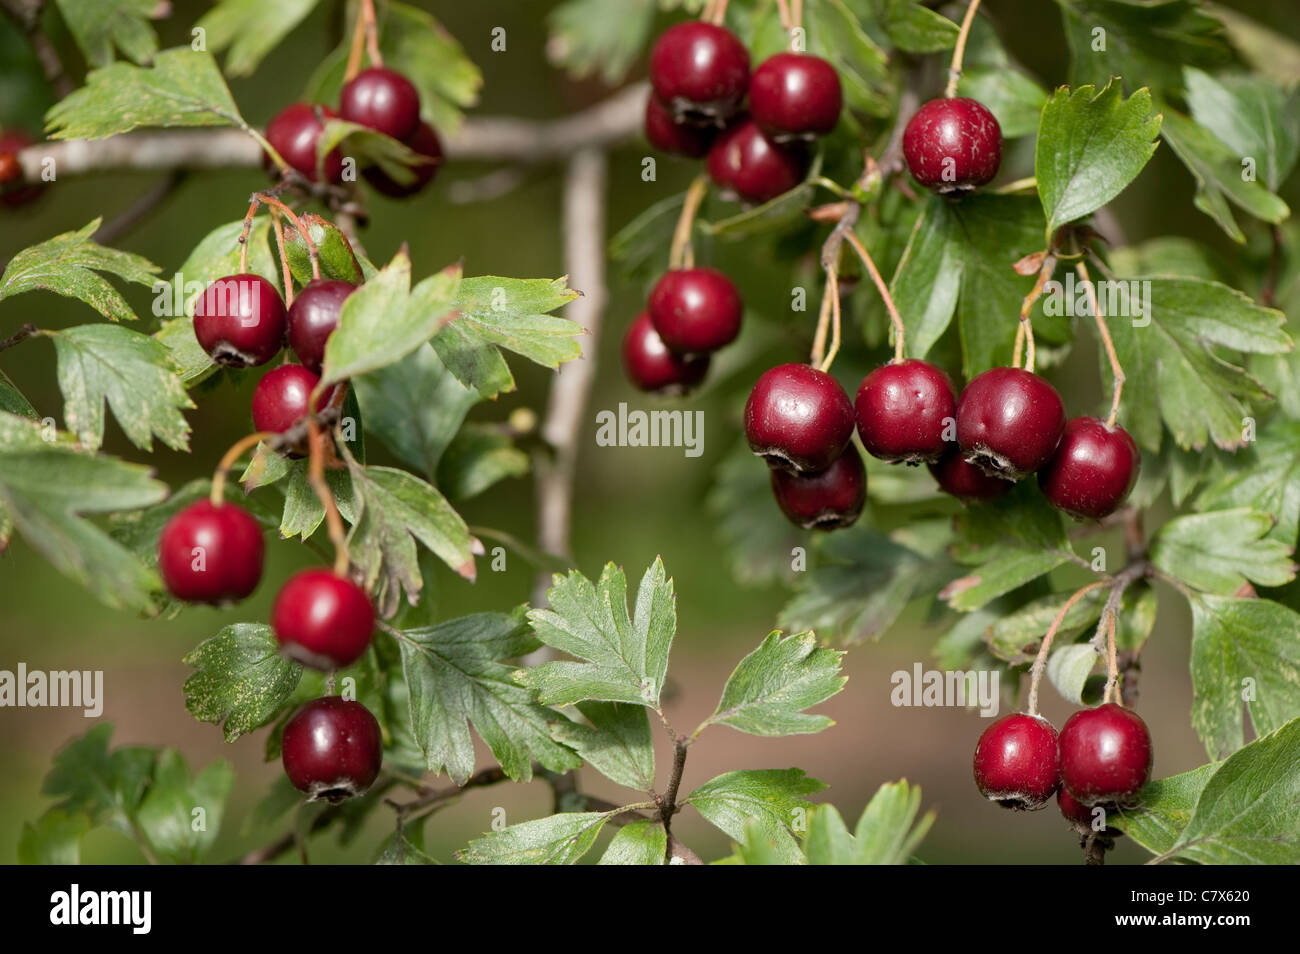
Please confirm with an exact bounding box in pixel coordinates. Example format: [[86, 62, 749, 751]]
[[1, 0, 1297, 865]]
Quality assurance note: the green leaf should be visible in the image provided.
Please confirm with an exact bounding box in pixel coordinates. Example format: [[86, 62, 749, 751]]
[[18, 809, 91, 865], [1210, 4, 1300, 88], [873, 0, 958, 53], [379, 1, 481, 135], [41, 724, 155, 835], [708, 437, 804, 587], [987, 588, 1103, 664], [459, 811, 612, 865], [46, 48, 248, 139], [1183, 67, 1300, 192], [436, 425, 529, 501], [520, 558, 676, 708], [277, 460, 355, 541], [1152, 509, 1295, 594], [547, 0, 655, 85], [54, 0, 160, 67], [598, 818, 667, 865], [0, 367, 37, 419], [550, 701, 655, 793], [374, 824, 438, 865], [399, 610, 582, 785], [318, 117, 433, 186], [196, 0, 320, 77], [809, 780, 934, 865], [1195, 421, 1300, 546], [609, 191, 685, 281], [1036, 80, 1161, 242], [0, 218, 160, 322], [1047, 643, 1099, 705], [686, 768, 827, 865], [133, 749, 234, 864], [282, 213, 364, 286], [182, 624, 304, 743], [702, 631, 845, 737], [806, 0, 890, 119], [1111, 762, 1218, 855]]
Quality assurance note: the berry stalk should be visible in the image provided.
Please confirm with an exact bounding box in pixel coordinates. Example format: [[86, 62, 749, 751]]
[[668, 174, 709, 270], [1012, 251, 1056, 372], [844, 228, 906, 363], [345, 0, 383, 80], [305, 414, 351, 577], [944, 0, 984, 99], [1026, 580, 1106, 717], [1076, 258, 1126, 428], [210, 430, 276, 506]]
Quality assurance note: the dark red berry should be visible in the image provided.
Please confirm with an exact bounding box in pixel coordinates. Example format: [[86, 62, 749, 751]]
[[902, 97, 1002, 193], [363, 121, 442, 198], [1058, 703, 1153, 806], [708, 118, 810, 204], [644, 95, 717, 158], [287, 279, 355, 373], [0, 129, 44, 206], [744, 363, 855, 473], [1057, 787, 1120, 835], [272, 568, 375, 669], [193, 273, 287, 368], [622, 312, 709, 394], [973, 712, 1060, 810], [928, 447, 1013, 501], [251, 364, 337, 444], [955, 367, 1065, 480], [648, 267, 743, 354], [770, 447, 865, 530], [1039, 417, 1141, 520], [281, 696, 382, 802], [340, 67, 421, 142], [265, 103, 344, 184], [749, 53, 842, 139], [855, 359, 956, 464], [157, 500, 264, 604], [649, 21, 750, 123]]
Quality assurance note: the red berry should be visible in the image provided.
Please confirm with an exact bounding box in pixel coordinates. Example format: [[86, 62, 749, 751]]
[[363, 121, 442, 198], [281, 696, 382, 802], [972, 712, 1060, 810], [0, 129, 44, 206], [251, 364, 336, 443], [622, 312, 709, 394], [340, 67, 421, 142], [744, 363, 855, 473], [708, 118, 810, 204], [648, 267, 743, 354], [1039, 417, 1141, 520], [928, 447, 1013, 501], [265, 103, 344, 184], [955, 367, 1065, 480], [770, 447, 865, 530], [644, 95, 717, 158], [649, 22, 750, 123], [157, 500, 264, 604], [902, 97, 1002, 193], [1058, 703, 1153, 806], [193, 273, 287, 368], [749, 53, 843, 139], [272, 569, 375, 669], [287, 279, 355, 373], [1057, 787, 1119, 835], [855, 359, 956, 464]]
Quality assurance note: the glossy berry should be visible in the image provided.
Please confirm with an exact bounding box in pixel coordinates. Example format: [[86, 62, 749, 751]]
[[972, 712, 1060, 810], [251, 364, 333, 441], [157, 500, 264, 604], [193, 273, 287, 368], [644, 94, 716, 158], [622, 312, 709, 394], [364, 121, 442, 198], [854, 359, 956, 465], [1058, 703, 1153, 806], [749, 53, 843, 139], [272, 569, 375, 669], [649, 22, 750, 122], [770, 447, 865, 530], [744, 363, 855, 473], [287, 279, 355, 373], [340, 67, 421, 141], [1057, 787, 1119, 834], [265, 103, 343, 184], [1039, 417, 1141, 520], [648, 267, 743, 354], [0, 129, 43, 206], [708, 119, 810, 204], [903, 97, 1002, 193], [928, 447, 1013, 502], [281, 697, 382, 802], [955, 367, 1065, 480]]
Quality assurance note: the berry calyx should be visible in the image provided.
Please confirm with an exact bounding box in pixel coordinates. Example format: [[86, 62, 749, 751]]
[[193, 273, 287, 368], [281, 696, 382, 802], [749, 53, 843, 140], [649, 22, 750, 123], [0, 129, 44, 206], [902, 97, 1003, 193], [854, 359, 956, 465], [363, 121, 442, 198], [928, 447, 1013, 502], [287, 279, 355, 373], [744, 363, 855, 473], [769, 447, 866, 530], [339, 67, 421, 142], [644, 94, 717, 158], [1058, 702, 1153, 806], [265, 103, 344, 184], [708, 119, 810, 204], [272, 569, 375, 669], [622, 312, 709, 394], [955, 367, 1066, 480], [648, 267, 743, 354], [1038, 417, 1141, 520], [157, 500, 264, 604], [972, 712, 1060, 810]]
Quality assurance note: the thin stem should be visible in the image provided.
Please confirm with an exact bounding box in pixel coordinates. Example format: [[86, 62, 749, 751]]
[[1013, 252, 1055, 371], [660, 738, 689, 833], [0, 323, 39, 354], [706, 0, 730, 25], [1026, 581, 1107, 716], [791, 0, 803, 34], [1104, 613, 1119, 705], [993, 176, 1038, 195], [668, 175, 709, 270], [305, 415, 350, 576], [211, 431, 275, 506], [774, 0, 791, 31], [945, 0, 983, 98], [844, 229, 906, 363], [344, 0, 370, 80], [260, 193, 321, 280], [810, 273, 834, 367], [1075, 259, 1125, 428], [363, 0, 383, 67], [237, 196, 260, 274], [819, 269, 843, 373], [268, 209, 295, 307]]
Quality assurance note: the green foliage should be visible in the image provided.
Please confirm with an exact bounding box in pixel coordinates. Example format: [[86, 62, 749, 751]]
[[54, 0, 161, 67], [196, 0, 321, 77], [183, 624, 305, 743], [686, 768, 826, 864], [701, 631, 846, 737]]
